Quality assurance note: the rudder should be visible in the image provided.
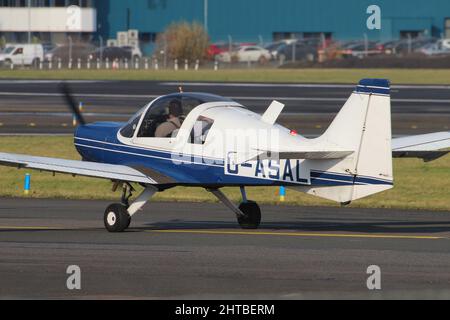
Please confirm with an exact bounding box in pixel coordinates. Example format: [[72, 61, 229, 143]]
[[302, 79, 394, 202]]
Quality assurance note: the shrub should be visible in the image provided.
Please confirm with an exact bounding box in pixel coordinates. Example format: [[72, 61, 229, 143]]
[[156, 21, 209, 63]]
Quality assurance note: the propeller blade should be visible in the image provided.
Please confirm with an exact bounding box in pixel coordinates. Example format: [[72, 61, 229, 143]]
[[58, 82, 86, 126]]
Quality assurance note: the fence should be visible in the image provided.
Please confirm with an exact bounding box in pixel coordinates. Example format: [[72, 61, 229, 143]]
[[1, 56, 284, 71], [1, 36, 449, 71]]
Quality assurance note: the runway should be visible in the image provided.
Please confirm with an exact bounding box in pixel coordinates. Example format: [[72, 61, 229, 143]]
[[0, 80, 449, 135], [1, 198, 450, 299]]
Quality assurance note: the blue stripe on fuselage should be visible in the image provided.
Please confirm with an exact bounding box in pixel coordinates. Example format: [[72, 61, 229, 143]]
[[74, 137, 392, 187]]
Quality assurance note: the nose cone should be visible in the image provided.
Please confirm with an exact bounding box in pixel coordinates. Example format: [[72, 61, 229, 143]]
[[75, 122, 122, 141], [74, 122, 123, 162]]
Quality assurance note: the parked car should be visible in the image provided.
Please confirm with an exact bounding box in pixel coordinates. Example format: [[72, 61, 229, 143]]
[[0, 43, 44, 67], [376, 40, 402, 54], [264, 41, 289, 60], [440, 39, 450, 49], [217, 45, 271, 63], [122, 46, 143, 59], [207, 43, 228, 59], [89, 46, 132, 61], [275, 42, 318, 62], [420, 40, 450, 56], [340, 41, 382, 58], [392, 38, 437, 55], [207, 43, 241, 59], [44, 44, 96, 63], [42, 43, 56, 55]]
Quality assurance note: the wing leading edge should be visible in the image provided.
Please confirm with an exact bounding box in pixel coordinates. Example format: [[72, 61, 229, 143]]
[[0, 152, 156, 184]]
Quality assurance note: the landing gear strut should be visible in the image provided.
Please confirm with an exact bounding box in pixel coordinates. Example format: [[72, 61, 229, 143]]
[[104, 185, 158, 232], [121, 183, 134, 207], [208, 186, 261, 229]]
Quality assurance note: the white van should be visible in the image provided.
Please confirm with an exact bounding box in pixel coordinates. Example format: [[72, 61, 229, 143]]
[[439, 39, 450, 49], [0, 44, 44, 67]]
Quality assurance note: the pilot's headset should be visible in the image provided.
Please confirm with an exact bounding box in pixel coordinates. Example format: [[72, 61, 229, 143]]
[[168, 99, 184, 122]]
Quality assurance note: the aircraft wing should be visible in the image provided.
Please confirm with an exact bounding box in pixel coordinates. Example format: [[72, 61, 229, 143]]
[[0, 152, 156, 184], [392, 132, 450, 161]]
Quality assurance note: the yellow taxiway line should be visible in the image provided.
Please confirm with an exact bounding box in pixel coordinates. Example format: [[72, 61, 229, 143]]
[[0, 226, 63, 230], [0, 226, 445, 240], [147, 229, 445, 240]]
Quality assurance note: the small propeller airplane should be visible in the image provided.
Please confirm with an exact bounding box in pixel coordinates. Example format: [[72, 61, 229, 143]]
[[0, 79, 449, 232]]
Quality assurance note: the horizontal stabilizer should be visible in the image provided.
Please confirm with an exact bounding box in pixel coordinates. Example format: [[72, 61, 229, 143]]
[[229, 149, 353, 165], [392, 132, 450, 161], [255, 150, 354, 161]]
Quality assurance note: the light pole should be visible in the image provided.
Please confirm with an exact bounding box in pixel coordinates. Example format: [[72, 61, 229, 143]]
[[204, 0, 208, 32], [68, 35, 73, 64], [99, 35, 103, 62], [27, 0, 31, 43]]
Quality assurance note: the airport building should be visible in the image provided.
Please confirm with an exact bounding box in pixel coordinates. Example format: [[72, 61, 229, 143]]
[[0, 0, 96, 43], [1, 0, 450, 52], [95, 0, 450, 44]]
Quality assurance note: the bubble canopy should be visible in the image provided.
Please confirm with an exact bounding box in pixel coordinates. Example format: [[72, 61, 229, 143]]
[[119, 92, 236, 138]]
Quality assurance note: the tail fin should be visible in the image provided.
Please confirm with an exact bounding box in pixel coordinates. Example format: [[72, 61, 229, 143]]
[[304, 79, 393, 202]]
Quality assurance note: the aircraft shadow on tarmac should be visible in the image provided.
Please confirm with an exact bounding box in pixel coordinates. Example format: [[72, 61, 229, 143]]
[[1, 218, 450, 235], [139, 219, 450, 235]]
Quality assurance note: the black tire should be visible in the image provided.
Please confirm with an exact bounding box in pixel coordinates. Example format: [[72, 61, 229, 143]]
[[104, 203, 131, 232], [237, 201, 261, 229], [125, 215, 132, 229]]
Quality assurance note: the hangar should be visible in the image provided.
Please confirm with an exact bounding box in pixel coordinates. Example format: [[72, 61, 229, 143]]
[[1, 0, 450, 53], [96, 0, 450, 43]]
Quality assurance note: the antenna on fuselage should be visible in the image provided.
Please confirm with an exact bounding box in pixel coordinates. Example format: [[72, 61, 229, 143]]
[[59, 82, 86, 126]]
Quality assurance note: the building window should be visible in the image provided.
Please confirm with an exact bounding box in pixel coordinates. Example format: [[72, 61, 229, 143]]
[[303, 32, 332, 40], [446, 18, 450, 39], [273, 32, 332, 42], [399, 30, 424, 39], [139, 32, 157, 43]]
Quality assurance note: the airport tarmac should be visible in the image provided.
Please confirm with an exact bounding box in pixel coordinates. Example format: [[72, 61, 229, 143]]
[[1, 198, 450, 299], [0, 80, 449, 135]]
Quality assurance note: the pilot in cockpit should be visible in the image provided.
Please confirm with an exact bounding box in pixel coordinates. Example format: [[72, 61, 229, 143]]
[[155, 99, 183, 138]]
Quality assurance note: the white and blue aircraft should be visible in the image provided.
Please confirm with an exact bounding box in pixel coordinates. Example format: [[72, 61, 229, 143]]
[[0, 79, 449, 232]]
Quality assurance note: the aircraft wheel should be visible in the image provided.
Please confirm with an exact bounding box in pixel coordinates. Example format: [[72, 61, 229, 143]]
[[104, 203, 131, 232], [237, 201, 261, 229]]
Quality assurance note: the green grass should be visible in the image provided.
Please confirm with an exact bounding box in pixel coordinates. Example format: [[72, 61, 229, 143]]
[[2, 68, 450, 84], [0, 136, 449, 211]]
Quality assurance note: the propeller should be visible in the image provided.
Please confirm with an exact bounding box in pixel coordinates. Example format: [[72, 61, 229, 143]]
[[58, 82, 86, 126]]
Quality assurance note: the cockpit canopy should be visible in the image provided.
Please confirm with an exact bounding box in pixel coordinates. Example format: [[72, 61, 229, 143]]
[[120, 93, 235, 139]]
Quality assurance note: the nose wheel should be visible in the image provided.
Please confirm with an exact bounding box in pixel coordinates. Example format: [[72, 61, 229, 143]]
[[103, 186, 158, 232], [104, 203, 131, 232]]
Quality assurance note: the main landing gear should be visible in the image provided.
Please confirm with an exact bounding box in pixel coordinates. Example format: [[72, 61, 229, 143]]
[[208, 186, 261, 229], [104, 183, 158, 233], [103, 184, 261, 232]]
